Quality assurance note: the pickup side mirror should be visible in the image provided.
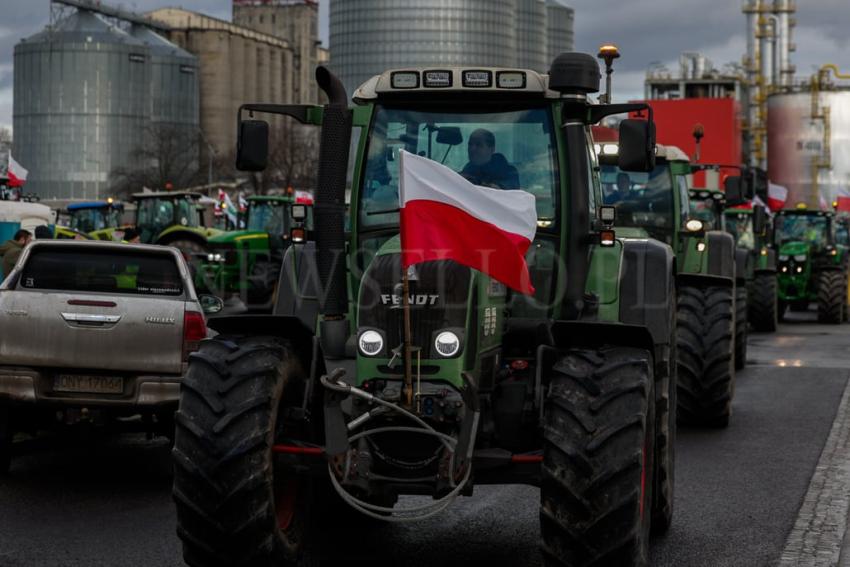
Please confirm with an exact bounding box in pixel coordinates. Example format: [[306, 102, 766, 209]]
[[753, 204, 767, 235], [236, 120, 269, 172], [198, 294, 224, 315], [618, 119, 656, 172]]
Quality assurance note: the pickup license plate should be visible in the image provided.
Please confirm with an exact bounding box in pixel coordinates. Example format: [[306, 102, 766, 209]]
[[54, 375, 124, 395]]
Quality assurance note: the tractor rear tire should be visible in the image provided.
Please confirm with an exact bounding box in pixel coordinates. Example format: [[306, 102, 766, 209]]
[[817, 271, 845, 324], [172, 335, 331, 567], [652, 318, 676, 536], [676, 284, 735, 428], [734, 286, 748, 371], [749, 273, 778, 332], [0, 407, 11, 475], [541, 347, 655, 567]]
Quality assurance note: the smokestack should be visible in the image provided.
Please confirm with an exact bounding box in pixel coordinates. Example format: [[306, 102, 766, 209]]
[[773, 0, 795, 88], [760, 15, 776, 89]]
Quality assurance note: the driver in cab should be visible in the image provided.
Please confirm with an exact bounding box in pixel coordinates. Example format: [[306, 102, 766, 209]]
[[460, 129, 520, 190], [604, 172, 635, 205]]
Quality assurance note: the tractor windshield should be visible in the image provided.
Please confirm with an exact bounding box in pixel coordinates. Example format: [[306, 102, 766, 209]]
[[70, 208, 105, 233], [600, 164, 674, 243], [359, 106, 558, 229], [689, 197, 722, 230], [137, 197, 201, 242], [775, 214, 829, 248], [726, 212, 755, 249], [248, 202, 289, 235]]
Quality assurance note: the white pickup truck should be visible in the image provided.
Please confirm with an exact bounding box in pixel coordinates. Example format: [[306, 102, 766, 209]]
[[0, 240, 221, 473]]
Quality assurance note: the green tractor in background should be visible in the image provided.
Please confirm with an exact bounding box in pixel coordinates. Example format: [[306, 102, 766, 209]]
[[62, 199, 130, 241], [599, 145, 748, 427], [725, 204, 777, 332], [199, 195, 313, 311], [172, 53, 681, 566], [124, 191, 223, 262], [773, 207, 850, 323]]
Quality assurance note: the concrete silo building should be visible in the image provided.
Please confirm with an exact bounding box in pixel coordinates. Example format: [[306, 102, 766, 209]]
[[516, 0, 548, 72], [329, 0, 519, 98], [546, 0, 575, 63]]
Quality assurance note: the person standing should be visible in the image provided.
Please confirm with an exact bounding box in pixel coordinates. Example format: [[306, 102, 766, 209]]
[[0, 229, 32, 277]]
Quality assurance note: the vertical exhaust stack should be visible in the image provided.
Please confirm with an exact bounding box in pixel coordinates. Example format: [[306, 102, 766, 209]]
[[773, 0, 795, 88], [314, 66, 352, 357]]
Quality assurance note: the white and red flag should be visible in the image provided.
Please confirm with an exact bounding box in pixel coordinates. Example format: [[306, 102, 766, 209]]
[[398, 150, 537, 295], [767, 181, 788, 212], [7, 154, 27, 187]]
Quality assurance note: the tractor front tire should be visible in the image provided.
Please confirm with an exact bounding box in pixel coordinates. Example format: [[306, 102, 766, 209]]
[[676, 284, 735, 428], [817, 271, 845, 324], [749, 273, 778, 332], [172, 335, 329, 567], [734, 286, 748, 370], [541, 347, 655, 567]]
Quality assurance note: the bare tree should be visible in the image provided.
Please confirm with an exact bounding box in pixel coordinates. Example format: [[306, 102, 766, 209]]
[[110, 123, 202, 198]]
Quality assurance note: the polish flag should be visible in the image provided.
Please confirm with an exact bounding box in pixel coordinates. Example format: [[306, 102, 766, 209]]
[[767, 182, 788, 212], [7, 155, 27, 187], [399, 150, 537, 295]]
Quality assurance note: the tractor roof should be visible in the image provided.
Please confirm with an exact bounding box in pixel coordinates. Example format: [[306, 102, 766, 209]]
[[778, 208, 833, 217], [353, 67, 558, 102], [248, 195, 294, 203], [67, 200, 123, 211], [132, 191, 203, 200]]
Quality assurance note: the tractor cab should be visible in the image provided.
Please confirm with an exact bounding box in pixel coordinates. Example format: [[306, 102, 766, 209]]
[[688, 188, 726, 231], [132, 191, 204, 244], [66, 200, 126, 240]]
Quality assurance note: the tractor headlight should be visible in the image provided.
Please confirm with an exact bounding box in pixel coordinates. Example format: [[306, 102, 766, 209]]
[[781, 266, 788, 272], [434, 331, 461, 357], [206, 253, 225, 262], [794, 254, 807, 262], [779, 255, 789, 262], [685, 219, 704, 232], [358, 330, 384, 357], [830, 249, 838, 256], [796, 266, 803, 273]]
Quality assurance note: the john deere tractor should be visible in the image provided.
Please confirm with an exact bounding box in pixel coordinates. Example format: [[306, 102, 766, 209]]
[[725, 204, 777, 332], [172, 53, 680, 567], [598, 146, 748, 426], [773, 207, 850, 323], [199, 195, 313, 311]]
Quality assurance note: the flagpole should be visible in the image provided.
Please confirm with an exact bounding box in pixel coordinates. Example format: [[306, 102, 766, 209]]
[[399, 151, 414, 408]]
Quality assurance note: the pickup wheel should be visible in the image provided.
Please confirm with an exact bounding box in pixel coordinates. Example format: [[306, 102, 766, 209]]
[[749, 273, 778, 332], [734, 285, 748, 370], [541, 347, 655, 567], [172, 335, 328, 567], [818, 271, 845, 324], [0, 407, 11, 474], [676, 284, 735, 428]]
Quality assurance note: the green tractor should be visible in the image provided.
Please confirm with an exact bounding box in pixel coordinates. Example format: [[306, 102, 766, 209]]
[[598, 145, 748, 426], [724, 204, 777, 332], [199, 195, 313, 311], [172, 54, 681, 566], [773, 207, 850, 323], [62, 200, 129, 240], [124, 191, 223, 261]]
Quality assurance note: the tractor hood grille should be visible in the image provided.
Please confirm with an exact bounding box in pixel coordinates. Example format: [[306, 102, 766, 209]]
[[358, 255, 471, 359]]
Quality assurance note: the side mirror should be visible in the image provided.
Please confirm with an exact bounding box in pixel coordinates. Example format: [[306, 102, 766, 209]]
[[198, 294, 224, 315], [436, 127, 463, 146], [618, 119, 656, 172], [753, 204, 767, 235], [291, 204, 307, 221], [724, 176, 745, 205], [236, 120, 269, 172]]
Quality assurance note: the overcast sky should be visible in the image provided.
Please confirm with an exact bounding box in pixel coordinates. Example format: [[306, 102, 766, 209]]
[[1, 0, 848, 132]]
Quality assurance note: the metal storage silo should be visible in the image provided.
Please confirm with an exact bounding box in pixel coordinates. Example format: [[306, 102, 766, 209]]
[[767, 89, 850, 208], [329, 0, 518, 98], [13, 10, 150, 199], [517, 0, 547, 72], [546, 0, 575, 64]]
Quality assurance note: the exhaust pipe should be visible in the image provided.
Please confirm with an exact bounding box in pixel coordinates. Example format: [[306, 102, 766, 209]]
[[313, 66, 352, 356]]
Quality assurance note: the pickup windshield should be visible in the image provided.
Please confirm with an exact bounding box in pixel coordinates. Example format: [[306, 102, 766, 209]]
[[359, 106, 558, 229], [19, 248, 184, 296]]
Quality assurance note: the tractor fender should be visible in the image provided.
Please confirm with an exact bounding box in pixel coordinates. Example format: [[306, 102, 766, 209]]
[[735, 247, 752, 283], [617, 238, 676, 349], [757, 247, 777, 271], [677, 272, 734, 288], [706, 230, 736, 279]]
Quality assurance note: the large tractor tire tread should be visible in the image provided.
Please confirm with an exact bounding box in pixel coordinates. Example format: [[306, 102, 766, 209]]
[[0, 407, 11, 475], [541, 346, 654, 567], [818, 271, 845, 324], [172, 335, 322, 567], [676, 285, 734, 428], [652, 314, 676, 536], [734, 286, 748, 370], [749, 273, 778, 332]]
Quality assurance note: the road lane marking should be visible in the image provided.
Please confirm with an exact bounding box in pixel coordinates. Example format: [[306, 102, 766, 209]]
[[780, 376, 850, 566]]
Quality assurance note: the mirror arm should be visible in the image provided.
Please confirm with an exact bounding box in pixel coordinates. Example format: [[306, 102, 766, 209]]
[[587, 102, 654, 125], [238, 104, 315, 125]]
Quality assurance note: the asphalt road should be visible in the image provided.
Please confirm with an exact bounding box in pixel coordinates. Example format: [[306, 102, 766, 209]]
[[1, 310, 849, 567]]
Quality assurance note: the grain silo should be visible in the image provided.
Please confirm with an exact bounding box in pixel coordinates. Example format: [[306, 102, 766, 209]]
[[546, 0, 575, 63], [329, 0, 519, 98], [516, 0, 547, 72]]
